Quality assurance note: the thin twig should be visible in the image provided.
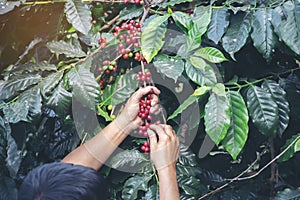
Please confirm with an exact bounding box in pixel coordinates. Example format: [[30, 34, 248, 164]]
[[99, 14, 120, 32], [198, 135, 300, 200]]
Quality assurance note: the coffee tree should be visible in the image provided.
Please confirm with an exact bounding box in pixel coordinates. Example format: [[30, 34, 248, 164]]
[[0, 0, 300, 199]]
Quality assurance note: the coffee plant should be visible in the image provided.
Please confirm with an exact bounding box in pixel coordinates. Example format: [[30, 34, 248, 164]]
[[0, 0, 300, 199]]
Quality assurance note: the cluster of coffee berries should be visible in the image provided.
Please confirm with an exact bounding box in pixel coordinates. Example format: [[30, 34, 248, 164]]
[[114, 21, 144, 60], [136, 71, 152, 84], [98, 37, 107, 48], [98, 60, 119, 89], [123, 0, 143, 5], [141, 141, 150, 153]]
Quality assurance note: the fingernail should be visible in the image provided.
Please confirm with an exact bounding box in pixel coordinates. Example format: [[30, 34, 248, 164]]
[[151, 101, 156, 106]]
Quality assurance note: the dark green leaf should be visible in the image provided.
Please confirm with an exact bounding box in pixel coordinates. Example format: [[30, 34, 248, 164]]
[[262, 80, 290, 137], [207, 7, 230, 44], [18, 86, 42, 119], [222, 91, 249, 160], [278, 133, 300, 162], [46, 40, 86, 58], [0, 74, 41, 100], [27, 61, 57, 72], [153, 54, 184, 82], [110, 150, 149, 172], [111, 73, 139, 105], [272, 1, 300, 55], [0, 117, 21, 178], [185, 61, 217, 86], [273, 187, 300, 200], [40, 71, 64, 99], [186, 6, 212, 52], [178, 175, 201, 196], [46, 81, 72, 116], [122, 174, 152, 200], [142, 184, 159, 200], [222, 12, 252, 60], [3, 101, 29, 123], [68, 59, 99, 110], [119, 5, 143, 21], [178, 144, 199, 167], [172, 11, 192, 31], [141, 14, 169, 63], [167, 95, 198, 121], [251, 8, 277, 62], [192, 47, 227, 63], [64, 0, 92, 35], [247, 85, 279, 135], [204, 93, 230, 145]]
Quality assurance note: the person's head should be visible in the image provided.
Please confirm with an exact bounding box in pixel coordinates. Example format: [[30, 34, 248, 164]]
[[18, 162, 107, 200]]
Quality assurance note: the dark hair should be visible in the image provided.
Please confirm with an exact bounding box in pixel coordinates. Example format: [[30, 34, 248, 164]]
[[18, 162, 107, 200]]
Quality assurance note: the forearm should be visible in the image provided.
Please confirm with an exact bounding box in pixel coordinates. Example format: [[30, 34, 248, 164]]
[[158, 165, 180, 200], [62, 120, 129, 170]]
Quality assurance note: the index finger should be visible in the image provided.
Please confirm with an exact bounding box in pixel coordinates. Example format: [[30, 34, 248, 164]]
[[149, 124, 168, 141], [132, 86, 160, 101]]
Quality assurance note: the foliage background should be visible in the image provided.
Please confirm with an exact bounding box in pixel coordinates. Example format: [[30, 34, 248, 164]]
[[0, 0, 300, 199]]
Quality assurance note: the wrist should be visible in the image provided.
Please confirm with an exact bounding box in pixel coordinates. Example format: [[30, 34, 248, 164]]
[[113, 116, 134, 134], [157, 164, 177, 177]]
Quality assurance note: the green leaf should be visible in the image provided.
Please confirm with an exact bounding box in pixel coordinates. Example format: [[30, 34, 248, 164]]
[[185, 61, 217, 86], [97, 107, 112, 122], [111, 73, 139, 105], [204, 93, 230, 145], [222, 12, 252, 60], [172, 11, 192, 31], [247, 85, 279, 136], [273, 187, 300, 200], [110, 150, 149, 172], [25, 61, 57, 73], [141, 14, 169, 63], [178, 175, 201, 196], [192, 47, 227, 63], [0, 74, 41, 100], [193, 86, 210, 96], [122, 174, 152, 200], [142, 184, 159, 200], [18, 86, 42, 119], [189, 56, 206, 69], [3, 101, 29, 123], [178, 144, 199, 167], [167, 95, 198, 121], [212, 83, 226, 96], [262, 80, 290, 137], [222, 91, 249, 160], [40, 71, 64, 99], [46, 81, 72, 116], [0, 116, 21, 178], [119, 5, 143, 21], [278, 133, 300, 162], [207, 7, 230, 44], [161, 0, 193, 8], [186, 6, 212, 52], [251, 8, 277, 62], [46, 40, 86, 58], [153, 54, 184, 82], [272, 1, 300, 55], [64, 0, 92, 35], [68, 59, 99, 110]]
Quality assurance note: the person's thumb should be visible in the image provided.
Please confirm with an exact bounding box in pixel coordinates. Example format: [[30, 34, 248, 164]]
[[148, 129, 157, 149]]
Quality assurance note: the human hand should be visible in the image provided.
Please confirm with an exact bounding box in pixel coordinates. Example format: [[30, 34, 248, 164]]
[[148, 124, 180, 171], [114, 86, 160, 133]]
